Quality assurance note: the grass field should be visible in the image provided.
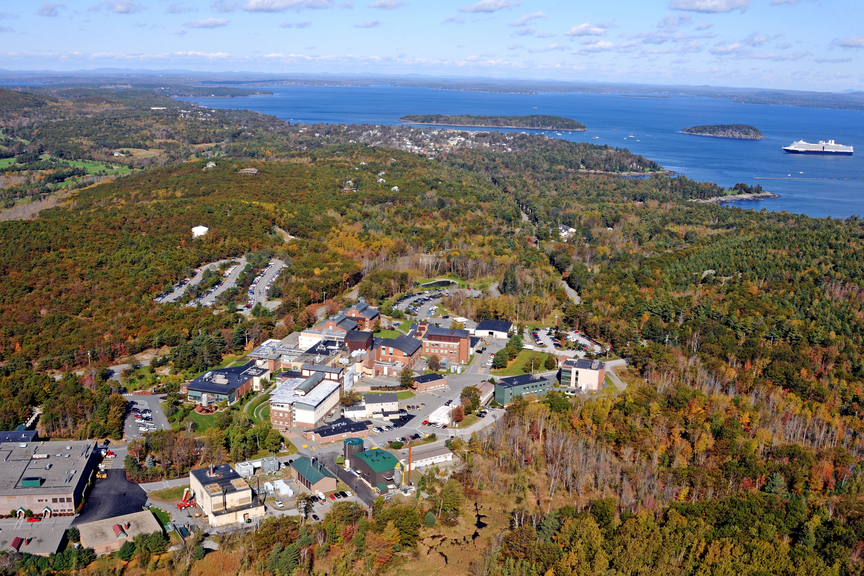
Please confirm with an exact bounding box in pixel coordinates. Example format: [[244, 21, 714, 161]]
[[373, 329, 402, 339], [149, 485, 188, 502], [63, 159, 133, 175], [247, 393, 271, 425], [185, 410, 217, 433], [453, 413, 478, 429], [149, 506, 171, 526], [491, 349, 542, 376], [0, 157, 16, 169], [397, 391, 415, 400]]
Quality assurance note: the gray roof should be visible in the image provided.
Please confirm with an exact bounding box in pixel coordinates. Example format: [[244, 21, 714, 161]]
[[270, 375, 341, 410], [190, 464, 249, 497], [186, 361, 267, 395], [0, 430, 38, 443], [414, 373, 445, 384], [497, 374, 551, 389], [563, 358, 605, 370], [0, 441, 97, 497], [309, 417, 372, 438], [476, 319, 513, 333], [375, 335, 422, 356], [302, 363, 343, 375], [425, 326, 470, 339], [347, 301, 379, 320], [364, 393, 398, 406]]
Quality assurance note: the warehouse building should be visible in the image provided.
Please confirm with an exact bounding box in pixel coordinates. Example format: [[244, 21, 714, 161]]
[[474, 319, 514, 340], [0, 440, 98, 517], [77, 510, 163, 556], [404, 445, 453, 469]]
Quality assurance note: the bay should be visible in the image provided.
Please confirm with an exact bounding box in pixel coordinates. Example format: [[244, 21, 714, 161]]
[[179, 85, 864, 219]]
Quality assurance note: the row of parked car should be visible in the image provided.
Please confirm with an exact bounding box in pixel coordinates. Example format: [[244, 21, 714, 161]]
[[247, 261, 279, 309], [153, 277, 191, 303], [129, 402, 155, 432]]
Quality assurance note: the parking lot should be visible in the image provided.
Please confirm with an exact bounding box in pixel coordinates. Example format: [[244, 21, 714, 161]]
[[123, 394, 171, 440], [194, 257, 248, 308], [240, 258, 286, 314], [73, 469, 148, 524], [156, 258, 237, 304], [393, 288, 481, 329]]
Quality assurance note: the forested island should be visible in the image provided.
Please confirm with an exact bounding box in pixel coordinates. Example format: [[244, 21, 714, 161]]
[[400, 114, 587, 131], [682, 123, 765, 139], [4, 81, 864, 576]]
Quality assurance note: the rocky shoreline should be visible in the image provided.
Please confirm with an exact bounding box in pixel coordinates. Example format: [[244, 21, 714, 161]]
[[692, 191, 779, 204]]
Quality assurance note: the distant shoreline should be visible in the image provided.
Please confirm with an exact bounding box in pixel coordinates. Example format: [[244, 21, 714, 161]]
[[400, 121, 587, 131], [399, 114, 586, 131], [692, 191, 779, 204]]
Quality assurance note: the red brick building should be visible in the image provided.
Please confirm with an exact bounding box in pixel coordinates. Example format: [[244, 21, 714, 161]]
[[419, 324, 470, 365], [373, 335, 422, 370]]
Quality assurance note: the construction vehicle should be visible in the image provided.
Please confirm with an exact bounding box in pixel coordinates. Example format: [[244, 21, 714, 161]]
[[177, 487, 195, 511], [96, 471, 107, 479]]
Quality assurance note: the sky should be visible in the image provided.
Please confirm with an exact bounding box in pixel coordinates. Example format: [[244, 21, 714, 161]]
[[0, 0, 862, 91]]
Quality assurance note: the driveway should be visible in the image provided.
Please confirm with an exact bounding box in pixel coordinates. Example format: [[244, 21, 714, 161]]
[[73, 469, 148, 525], [123, 394, 171, 440]]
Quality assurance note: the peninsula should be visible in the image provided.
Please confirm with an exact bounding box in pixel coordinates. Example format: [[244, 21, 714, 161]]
[[399, 114, 587, 131], [682, 124, 764, 140]]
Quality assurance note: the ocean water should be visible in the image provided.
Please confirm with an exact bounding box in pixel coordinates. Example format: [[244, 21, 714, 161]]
[[179, 85, 864, 219]]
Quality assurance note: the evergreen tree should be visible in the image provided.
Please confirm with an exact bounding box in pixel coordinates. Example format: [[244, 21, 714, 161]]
[[424, 511, 437, 528], [502, 268, 519, 295]]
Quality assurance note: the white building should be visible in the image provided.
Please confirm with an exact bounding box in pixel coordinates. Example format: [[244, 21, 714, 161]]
[[270, 372, 342, 429], [427, 404, 453, 426], [405, 446, 453, 469], [191, 226, 209, 238]]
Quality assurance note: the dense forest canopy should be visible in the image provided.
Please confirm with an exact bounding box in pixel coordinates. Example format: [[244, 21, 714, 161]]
[[682, 124, 765, 140]]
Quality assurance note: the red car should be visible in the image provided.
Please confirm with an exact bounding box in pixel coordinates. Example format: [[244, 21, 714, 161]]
[[329, 494, 337, 500], [26, 517, 41, 522], [421, 420, 429, 425]]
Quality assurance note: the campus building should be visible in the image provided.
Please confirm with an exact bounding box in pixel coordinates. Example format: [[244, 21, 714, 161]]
[[350, 449, 401, 492], [269, 370, 342, 430], [184, 361, 270, 406], [494, 374, 552, 405], [474, 319, 514, 340], [419, 325, 471, 365], [290, 456, 337, 494], [0, 440, 99, 517], [560, 358, 606, 393], [77, 510, 163, 556], [189, 464, 265, 527]]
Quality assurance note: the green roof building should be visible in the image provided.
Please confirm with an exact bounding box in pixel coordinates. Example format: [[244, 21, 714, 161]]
[[351, 449, 401, 490], [290, 456, 337, 494]]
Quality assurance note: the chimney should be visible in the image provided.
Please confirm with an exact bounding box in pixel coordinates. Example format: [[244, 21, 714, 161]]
[[208, 463, 214, 476]]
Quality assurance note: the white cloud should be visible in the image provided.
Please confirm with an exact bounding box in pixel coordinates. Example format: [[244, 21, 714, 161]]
[[749, 51, 808, 61], [443, 15, 464, 23], [743, 32, 769, 47], [167, 3, 197, 13], [186, 17, 229, 27], [89, 1, 147, 14], [832, 36, 864, 50], [354, 18, 378, 27], [368, 0, 402, 8], [37, 3, 65, 17], [657, 13, 691, 31], [775, 42, 791, 49], [695, 23, 714, 30], [242, 0, 335, 11], [669, 0, 749, 13], [528, 43, 567, 53], [513, 27, 534, 36], [579, 41, 615, 53], [534, 32, 554, 38], [507, 43, 523, 50], [770, 0, 800, 4], [565, 23, 606, 37], [509, 11, 543, 26], [211, 1, 240, 11], [815, 56, 852, 63], [710, 42, 744, 55], [459, 0, 520, 14], [280, 19, 311, 27], [174, 28, 187, 35]]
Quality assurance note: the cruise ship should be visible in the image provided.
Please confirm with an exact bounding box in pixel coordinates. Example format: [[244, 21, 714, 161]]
[[782, 139, 853, 155]]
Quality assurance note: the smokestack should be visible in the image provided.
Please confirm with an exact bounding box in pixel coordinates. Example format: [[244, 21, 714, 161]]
[[408, 446, 412, 485], [209, 463, 214, 476]]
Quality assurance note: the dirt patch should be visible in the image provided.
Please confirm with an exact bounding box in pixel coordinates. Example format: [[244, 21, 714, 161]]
[[190, 550, 243, 576]]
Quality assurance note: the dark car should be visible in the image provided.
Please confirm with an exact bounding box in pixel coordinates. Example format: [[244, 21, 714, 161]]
[[338, 491, 348, 498], [312, 514, 320, 521]]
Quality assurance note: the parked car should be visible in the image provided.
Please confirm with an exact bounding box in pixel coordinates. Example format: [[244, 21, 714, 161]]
[[312, 514, 320, 522], [275, 500, 284, 508], [338, 491, 348, 498]]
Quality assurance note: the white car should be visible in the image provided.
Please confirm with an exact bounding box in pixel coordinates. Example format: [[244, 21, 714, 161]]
[[138, 426, 148, 432], [274, 500, 284, 508]]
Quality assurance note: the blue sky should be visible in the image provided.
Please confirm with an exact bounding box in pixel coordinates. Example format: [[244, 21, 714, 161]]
[[1, 0, 862, 91]]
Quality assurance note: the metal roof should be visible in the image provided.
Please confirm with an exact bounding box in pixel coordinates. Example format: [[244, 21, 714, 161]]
[[475, 319, 514, 333], [353, 449, 398, 474], [364, 392, 398, 405], [291, 456, 336, 485], [497, 374, 551, 389], [375, 335, 422, 356], [425, 326, 470, 339]]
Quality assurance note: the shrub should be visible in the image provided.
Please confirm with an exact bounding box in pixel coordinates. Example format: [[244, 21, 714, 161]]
[[424, 512, 436, 528], [192, 545, 206, 560], [118, 541, 136, 561]]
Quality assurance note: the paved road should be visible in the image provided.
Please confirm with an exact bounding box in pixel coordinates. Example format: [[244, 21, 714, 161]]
[[604, 359, 629, 391], [559, 278, 581, 305], [140, 476, 191, 493], [195, 257, 248, 308], [241, 258, 286, 314], [123, 394, 171, 440], [73, 469, 148, 525]]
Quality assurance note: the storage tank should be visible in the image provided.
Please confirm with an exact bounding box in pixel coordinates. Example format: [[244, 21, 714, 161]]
[[344, 438, 364, 470]]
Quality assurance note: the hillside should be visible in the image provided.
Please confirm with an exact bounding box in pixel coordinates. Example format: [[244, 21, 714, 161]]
[[682, 123, 765, 139], [400, 114, 587, 131]]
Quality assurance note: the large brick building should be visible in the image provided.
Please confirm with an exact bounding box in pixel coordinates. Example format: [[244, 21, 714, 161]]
[[344, 300, 380, 331], [419, 324, 470, 365], [373, 335, 422, 370]]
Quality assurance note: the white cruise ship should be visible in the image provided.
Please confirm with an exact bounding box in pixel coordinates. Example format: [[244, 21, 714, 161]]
[[782, 139, 853, 155]]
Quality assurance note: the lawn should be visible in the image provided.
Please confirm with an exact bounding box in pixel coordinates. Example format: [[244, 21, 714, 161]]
[[149, 485, 188, 502], [374, 329, 402, 339], [185, 410, 217, 433], [397, 391, 415, 400], [453, 414, 478, 429], [149, 506, 171, 526], [0, 157, 17, 169], [491, 349, 544, 377], [63, 159, 134, 175]]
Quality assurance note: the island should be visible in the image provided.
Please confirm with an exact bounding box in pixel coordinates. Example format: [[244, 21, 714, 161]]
[[682, 124, 764, 140], [399, 114, 587, 131]]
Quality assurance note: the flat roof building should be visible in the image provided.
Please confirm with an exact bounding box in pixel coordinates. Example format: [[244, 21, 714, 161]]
[[560, 358, 606, 393], [189, 464, 265, 527], [414, 373, 447, 393], [184, 361, 269, 406], [0, 524, 66, 557], [494, 374, 552, 405], [0, 440, 98, 517], [78, 510, 163, 556], [301, 417, 372, 443], [0, 430, 38, 444], [270, 369, 342, 430], [364, 393, 399, 415]]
